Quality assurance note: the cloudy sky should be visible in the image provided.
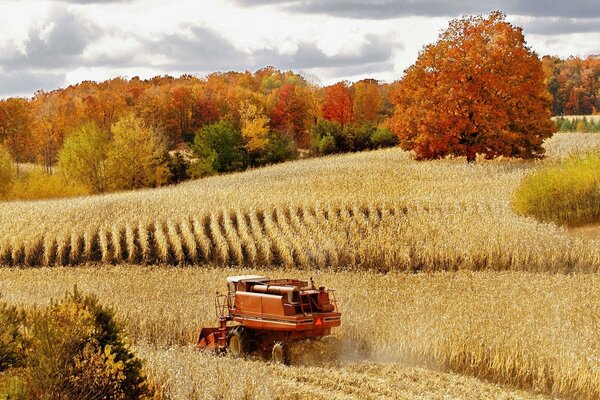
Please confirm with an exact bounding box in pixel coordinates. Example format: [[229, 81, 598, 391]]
[[0, 0, 599, 98]]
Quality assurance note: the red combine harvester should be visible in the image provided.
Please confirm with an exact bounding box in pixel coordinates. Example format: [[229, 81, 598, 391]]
[[197, 275, 341, 364]]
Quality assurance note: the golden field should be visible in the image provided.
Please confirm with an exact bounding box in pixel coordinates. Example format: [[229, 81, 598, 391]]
[[2, 133, 600, 398], [1, 133, 600, 272], [0, 266, 591, 399]]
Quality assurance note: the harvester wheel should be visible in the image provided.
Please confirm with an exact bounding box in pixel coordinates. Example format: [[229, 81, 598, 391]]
[[271, 341, 290, 365], [227, 327, 248, 358]]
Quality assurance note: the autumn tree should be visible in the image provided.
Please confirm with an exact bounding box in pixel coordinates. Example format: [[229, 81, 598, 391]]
[[239, 100, 270, 151], [322, 82, 353, 127], [106, 114, 171, 191], [391, 12, 556, 162], [58, 122, 110, 193], [270, 83, 311, 147], [352, 79, 383, 123], [0, 98, 33, 175]]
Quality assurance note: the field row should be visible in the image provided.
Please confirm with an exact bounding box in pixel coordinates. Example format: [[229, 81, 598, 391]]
[[1, 201, 596, 272]]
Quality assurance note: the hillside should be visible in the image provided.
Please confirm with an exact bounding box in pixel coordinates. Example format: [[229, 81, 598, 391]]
[[1, 133, 600, 272]]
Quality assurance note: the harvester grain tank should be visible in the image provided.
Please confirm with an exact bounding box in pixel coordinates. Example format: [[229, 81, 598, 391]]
[[197, 275, 341, 364]]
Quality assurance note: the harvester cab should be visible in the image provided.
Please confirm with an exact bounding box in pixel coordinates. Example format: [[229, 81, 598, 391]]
[[197, 275, 341, 364]]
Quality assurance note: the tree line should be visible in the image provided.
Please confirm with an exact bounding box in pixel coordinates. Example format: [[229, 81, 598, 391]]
[[0, 69, 399, 198], [542, 55, 600, 116]]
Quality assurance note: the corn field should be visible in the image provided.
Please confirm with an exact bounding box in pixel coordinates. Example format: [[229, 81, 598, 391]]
[[2, 133, 600, 398], [1, 133, 600, 272], [0, 266, 595, 399]]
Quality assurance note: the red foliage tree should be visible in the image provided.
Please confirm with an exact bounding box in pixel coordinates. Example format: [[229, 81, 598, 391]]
[[390, 12, 556, 162], [270, 83, 310, 147], [321, 82, 353, 126]]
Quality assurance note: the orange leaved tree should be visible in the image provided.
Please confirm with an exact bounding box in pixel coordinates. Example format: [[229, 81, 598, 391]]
[[390, 12, 556, 162], [322, 82, 353, 127]]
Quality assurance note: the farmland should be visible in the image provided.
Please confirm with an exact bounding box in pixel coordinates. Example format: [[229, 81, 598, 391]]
[[2, 133, 600, 273], [1, 133, 600, 398], [0, 266, 593, 399]]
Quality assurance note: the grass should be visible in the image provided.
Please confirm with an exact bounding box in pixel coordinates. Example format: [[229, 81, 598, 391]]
[[513, 151, 600, 225]]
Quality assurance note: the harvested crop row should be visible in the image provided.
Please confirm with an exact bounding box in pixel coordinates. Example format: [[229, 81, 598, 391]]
[[0, 202, 595, 272]]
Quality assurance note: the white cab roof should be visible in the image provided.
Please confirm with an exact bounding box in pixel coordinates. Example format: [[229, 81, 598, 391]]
[[226, 275, 270, 283]]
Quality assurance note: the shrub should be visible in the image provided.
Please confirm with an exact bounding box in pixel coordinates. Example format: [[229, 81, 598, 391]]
[[343, 123, 373, 151], [165, 152, 190, 184], [318, 135, 337, 155], [0, 373, 28, 400], [0, 302, 25, 372], [310, 119, 344, 154], [512, 152, 600, 225], [26, 288, 149, 399], [9, 169, 88, 201]]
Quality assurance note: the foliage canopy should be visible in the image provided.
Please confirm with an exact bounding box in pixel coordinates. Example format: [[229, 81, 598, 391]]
[[391, 11, 556, 162]]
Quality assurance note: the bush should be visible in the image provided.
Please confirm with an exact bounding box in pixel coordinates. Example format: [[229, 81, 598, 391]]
[[165, 152, 190, 184], [8, 169, 88, 201], [317, 135, 337, 154], [192, 121, 247, 173], [344, 123, 373, 151], [0, 373, 28, 400], [512, 152, 600, 225], [0, 302, 25, 372], [26, 288, 149, 399], [0, 147, 15, 198]]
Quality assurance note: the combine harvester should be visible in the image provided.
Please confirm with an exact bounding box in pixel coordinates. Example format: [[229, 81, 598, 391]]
[[198, 275, 341, 364]]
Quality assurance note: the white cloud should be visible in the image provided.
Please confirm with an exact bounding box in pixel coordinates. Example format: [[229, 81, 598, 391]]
[[0, 0, 598, 98]]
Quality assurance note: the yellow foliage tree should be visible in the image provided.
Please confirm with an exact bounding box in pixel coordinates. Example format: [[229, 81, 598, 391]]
[[106, 114, 171, 191], [240, 100, 270, 152]]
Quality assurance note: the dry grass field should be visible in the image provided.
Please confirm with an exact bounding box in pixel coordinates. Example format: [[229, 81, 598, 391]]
[[1, 266, 592, 399], [2, 133, 600, 398]]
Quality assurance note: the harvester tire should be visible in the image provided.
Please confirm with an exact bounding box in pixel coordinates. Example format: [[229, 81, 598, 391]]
[[227, 327, 249, 358], [271, 341, 290, 365]]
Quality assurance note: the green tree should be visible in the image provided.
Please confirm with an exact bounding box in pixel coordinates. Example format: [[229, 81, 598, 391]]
[[57, 122, 110, 194], [106, 115, 171, 191], [253, 130, 298, 166], [0, 147, 15, 197], [310, 119, 342, 154], [191, 121, 247, 175]]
